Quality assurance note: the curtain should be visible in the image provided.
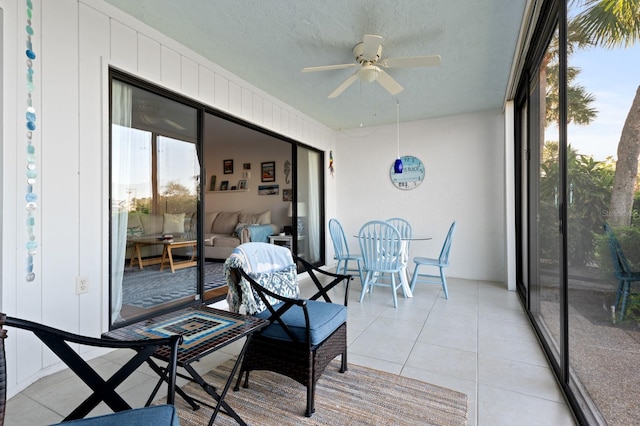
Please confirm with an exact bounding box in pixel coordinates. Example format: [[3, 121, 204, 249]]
[[308, 151, 321, 262], [110, 81, 132, 324]]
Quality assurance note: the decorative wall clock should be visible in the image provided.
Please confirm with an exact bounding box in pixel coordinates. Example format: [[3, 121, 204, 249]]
[[389, 155, 425, 190]]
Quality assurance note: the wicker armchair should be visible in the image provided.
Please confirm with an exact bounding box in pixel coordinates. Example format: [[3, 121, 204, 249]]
[[224, 242, 350, 417], [0, 313, 182, 425]]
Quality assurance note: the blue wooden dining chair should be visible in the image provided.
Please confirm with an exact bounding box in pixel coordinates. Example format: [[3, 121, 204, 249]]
[[410, 221, 456, 298], [329, 218, 364, 285], [386, 217, 412, 250], [604, 222, 640, 321], [358, 220, 404, 308]]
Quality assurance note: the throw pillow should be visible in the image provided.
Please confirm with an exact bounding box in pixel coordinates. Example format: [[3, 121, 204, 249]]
[[163, 213, 185, 234], [127, 226, 144, 238], [256, 210, 271, 224]]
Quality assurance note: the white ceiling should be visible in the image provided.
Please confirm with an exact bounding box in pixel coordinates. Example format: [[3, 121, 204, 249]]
[[104, 0, 528, 130]]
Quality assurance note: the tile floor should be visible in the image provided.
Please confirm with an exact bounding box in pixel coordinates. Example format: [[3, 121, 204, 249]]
[[5, 276, 577, 425]]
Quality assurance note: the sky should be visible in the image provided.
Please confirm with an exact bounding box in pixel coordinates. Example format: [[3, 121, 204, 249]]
[[566, 43, 640, 161]]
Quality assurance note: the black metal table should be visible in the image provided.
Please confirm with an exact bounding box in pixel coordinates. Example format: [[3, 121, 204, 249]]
[[103, 305, 268, 425]]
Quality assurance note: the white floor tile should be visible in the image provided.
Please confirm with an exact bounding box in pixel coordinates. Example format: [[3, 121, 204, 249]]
[[5, 278, 577, 426]]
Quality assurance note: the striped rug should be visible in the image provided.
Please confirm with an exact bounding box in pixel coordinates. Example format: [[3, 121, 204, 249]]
[[123, 262, 226, 308], [173, 358, 468, 426]]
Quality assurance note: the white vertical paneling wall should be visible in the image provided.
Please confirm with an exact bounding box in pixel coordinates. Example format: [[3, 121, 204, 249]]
[[1, 0, 336, 397]]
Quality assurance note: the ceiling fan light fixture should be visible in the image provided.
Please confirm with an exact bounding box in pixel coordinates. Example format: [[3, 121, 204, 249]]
[[358, 65, 378, 83]]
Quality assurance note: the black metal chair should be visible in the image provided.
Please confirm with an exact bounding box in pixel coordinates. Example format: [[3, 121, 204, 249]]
[[0, 313, 182, 424], [224, 242, 350, 417]]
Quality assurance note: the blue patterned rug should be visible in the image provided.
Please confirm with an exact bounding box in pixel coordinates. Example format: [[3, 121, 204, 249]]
[[122, 262, 226, 309]]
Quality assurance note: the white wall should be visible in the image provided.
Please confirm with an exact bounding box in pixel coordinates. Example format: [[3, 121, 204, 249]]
[[336, 109, 506, 282], [203, 139, 292, 229], [0, 0, 336, 397]]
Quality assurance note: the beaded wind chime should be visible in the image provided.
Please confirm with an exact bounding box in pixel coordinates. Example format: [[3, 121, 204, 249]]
[[25, 0, 38, 282]]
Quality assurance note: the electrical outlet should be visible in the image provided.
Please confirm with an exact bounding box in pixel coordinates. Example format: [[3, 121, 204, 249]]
[[76, 277, 89, 294]]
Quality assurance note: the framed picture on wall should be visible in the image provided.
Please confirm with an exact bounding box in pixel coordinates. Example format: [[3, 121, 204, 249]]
[[283, 189, 292, 201], [261, 161, 275, 182], [223, 159, 233, 174]]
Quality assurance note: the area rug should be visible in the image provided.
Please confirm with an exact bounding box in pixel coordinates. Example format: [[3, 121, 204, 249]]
[[123, 262, 226, 308], [171, 359, 468, 426]]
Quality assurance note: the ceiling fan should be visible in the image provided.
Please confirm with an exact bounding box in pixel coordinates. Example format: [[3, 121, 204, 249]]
[[301, 34, 441, 98]]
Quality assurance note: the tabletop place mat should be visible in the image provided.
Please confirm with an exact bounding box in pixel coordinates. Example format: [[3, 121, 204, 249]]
[[103, 306, 267, 363]]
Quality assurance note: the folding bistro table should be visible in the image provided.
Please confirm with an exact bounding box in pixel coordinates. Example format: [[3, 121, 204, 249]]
[[103, 305, 268, 425]]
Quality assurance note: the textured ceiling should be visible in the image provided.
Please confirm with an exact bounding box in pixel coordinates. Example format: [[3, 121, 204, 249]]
[[104, 0, 527, 130]]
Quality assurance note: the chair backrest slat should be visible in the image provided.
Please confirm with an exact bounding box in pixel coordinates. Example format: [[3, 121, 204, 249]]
[[439, 221, 457, 265], [359, 220, 402, 271], [329, 218, 350, 258]]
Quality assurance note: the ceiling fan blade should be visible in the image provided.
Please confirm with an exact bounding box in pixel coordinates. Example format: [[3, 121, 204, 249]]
[[328, 72, 359, 98], [380, 55, 441, 68], [362, 34, 383, 60], [301, 63, 358, 73], [376, 69, 404, 95]]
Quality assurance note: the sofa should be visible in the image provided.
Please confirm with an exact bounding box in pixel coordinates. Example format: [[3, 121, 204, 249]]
[[125, 210, 279, 262], [203, 210, 279, 260], [126, 211, 196, 261]]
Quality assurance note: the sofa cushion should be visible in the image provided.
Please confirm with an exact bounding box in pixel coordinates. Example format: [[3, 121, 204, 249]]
[[204, 212, 220, 233], [139, 214, 163, 235], [163, 213, 185, 234], [212, 211, 240, 234], [239, 210, 271, 225], [214, 235, 241, 248]]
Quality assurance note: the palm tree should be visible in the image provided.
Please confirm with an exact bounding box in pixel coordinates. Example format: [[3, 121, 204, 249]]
[[572, 0, 640, 226]]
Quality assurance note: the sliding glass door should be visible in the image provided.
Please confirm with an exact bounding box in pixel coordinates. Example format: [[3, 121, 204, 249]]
[[516, 1, 640, 423], [110, 75, 200, 326]]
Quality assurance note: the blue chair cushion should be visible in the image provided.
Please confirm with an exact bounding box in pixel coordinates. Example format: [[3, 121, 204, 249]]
[[53, 405, 180, 425], [255, 300, 347, 346]]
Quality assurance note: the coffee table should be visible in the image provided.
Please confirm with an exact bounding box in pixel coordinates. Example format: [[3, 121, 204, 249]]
[[129, 238, 197, 273], [103, 306, 268, 425]]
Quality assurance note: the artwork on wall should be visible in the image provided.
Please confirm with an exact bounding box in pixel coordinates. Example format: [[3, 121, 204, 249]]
[[282, 189, 292, 201], [261, 161, 275, 182], [224, 159, 233, 174], [220, 180, 229, 190], [243, 163, 251, 170], [258, 185, 279, 195]]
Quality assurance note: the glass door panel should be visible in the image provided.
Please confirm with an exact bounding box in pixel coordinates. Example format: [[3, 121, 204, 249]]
[[565, 1, 640, 422], [110, 78, 199, 326], [295, 146, 324, 265], [532, 26, 562, 364]]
